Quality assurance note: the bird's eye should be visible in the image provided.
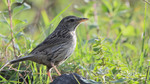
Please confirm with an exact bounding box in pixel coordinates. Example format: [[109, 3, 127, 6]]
[[70, 19, 74, 22]]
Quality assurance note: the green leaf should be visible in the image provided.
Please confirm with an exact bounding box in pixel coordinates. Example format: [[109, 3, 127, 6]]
[[0, 75, 7, 81], [93, 47, 100, 52], [102, 0, 112, 13], [13, 3, 31, 16], [121, 25, 136, 37], [41, 10, 50, 26], [13, 19, 26, 25], [123, 43, 137, 53], [101, 3, 109, 13]]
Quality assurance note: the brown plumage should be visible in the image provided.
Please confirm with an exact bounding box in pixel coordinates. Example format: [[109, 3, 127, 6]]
[[0, 16, 88, 81]]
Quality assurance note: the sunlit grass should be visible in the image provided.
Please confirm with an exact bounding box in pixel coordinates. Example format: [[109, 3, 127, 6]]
[[0, 0, 150, 83]]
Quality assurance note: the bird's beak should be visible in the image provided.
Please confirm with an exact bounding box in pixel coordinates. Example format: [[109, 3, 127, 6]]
[[78, 18, 88, 23]]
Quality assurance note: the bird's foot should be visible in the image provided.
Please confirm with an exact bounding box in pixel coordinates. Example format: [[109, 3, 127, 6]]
[[47, 70, 53, 82], [51, 62, 61, 76]]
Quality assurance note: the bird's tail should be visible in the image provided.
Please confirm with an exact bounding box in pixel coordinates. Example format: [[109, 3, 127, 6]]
[[0, 55, 33, 71], [10, 55, 33, 64]]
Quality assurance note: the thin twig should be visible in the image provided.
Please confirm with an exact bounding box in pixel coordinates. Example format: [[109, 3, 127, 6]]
[[10, 66, 28, 84], [145, 66, 150, 84], [93, 0, 100, 35], [7, 0, 17, 58], [143, 0, 150, 5]]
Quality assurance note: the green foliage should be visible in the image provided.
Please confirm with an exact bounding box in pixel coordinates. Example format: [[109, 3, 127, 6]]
[[0, 0, 150, 83], [13, 3, 31, 16]]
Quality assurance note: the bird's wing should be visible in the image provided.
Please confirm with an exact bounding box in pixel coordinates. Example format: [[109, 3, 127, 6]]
[[29, 30, 71, 54]]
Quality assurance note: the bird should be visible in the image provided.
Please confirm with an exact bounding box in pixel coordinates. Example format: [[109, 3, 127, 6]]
[[0, 16, 88, 81]]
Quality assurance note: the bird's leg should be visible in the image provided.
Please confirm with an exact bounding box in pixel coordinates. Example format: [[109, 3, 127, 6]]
[[47, 69, 53, 82], [51, 62, 61, 76]]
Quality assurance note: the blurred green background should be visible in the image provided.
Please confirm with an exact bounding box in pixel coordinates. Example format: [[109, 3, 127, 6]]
[[0, 0, 150, 83]]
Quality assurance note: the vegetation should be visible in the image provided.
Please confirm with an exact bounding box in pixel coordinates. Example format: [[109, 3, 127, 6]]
[[0, 0, 150, 83]]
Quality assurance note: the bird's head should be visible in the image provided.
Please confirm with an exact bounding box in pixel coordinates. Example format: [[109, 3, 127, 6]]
[[57, 16, 88, 31]]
